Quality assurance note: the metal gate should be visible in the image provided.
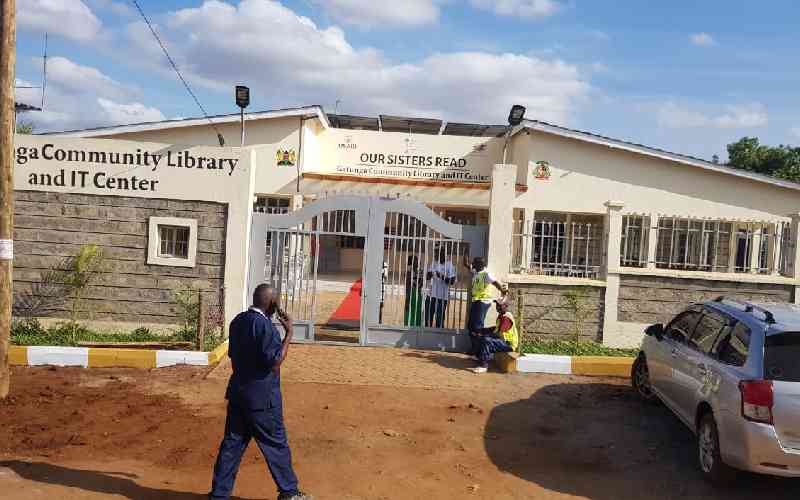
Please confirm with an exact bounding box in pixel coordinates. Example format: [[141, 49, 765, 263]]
[[247, 196, 487, 351]]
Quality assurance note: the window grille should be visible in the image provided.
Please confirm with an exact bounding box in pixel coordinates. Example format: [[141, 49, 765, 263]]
[[511, 213, 604, 279], [158, 225, 190, 259], [622, 216, 792, 276]]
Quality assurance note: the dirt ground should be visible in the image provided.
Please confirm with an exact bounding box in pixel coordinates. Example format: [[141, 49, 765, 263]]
[[2, 345, 800, 499]]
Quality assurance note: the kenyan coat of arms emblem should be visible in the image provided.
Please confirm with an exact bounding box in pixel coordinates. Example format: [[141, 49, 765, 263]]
[[276, 149, 297, 167], [534, 160, 551, 180]]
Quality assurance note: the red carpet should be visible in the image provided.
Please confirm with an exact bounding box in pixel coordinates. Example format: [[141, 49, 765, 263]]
[[328, 279, 362, 323]]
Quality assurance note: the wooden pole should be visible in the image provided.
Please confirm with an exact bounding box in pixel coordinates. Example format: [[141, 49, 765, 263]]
[[196, 291, 207, 351], [0, 0, 16, 400]]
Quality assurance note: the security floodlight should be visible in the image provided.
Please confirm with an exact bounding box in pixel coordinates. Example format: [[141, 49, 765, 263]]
[[235, 85, 250, 146], [508, 104, 526, 126], [235, 85, 250, 109]]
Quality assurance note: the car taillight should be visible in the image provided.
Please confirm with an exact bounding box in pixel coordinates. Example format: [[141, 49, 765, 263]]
[[740, 380, 774, 425]]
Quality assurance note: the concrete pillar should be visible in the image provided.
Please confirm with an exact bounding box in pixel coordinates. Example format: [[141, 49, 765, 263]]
[[602, 201, 624, 346], [521, 207, 535, 272], [487, 163, 518, 280], [645, 213, 658, 269], [604, 201, 625, 274]]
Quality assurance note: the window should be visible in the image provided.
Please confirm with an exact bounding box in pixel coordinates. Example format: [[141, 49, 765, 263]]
[[159, 225, 190, 259], [147, 217, 198, 268], [512, 212, 604, 278], [713, 322, 750, 367], [254, 196, 290, 214], [652, 217, 790, 276], [764, 333, 800, 382], [340, 236, 364, 249], [665, 310, 702, 345], [690, 309, 728, 354]]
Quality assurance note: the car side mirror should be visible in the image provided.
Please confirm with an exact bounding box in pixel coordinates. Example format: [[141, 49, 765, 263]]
[[645, 323, 664, 341]]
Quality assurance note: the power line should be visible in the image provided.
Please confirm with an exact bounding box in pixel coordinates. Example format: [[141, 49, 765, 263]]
[[41, 33, 47, 109], [131, 0, 225, 146]]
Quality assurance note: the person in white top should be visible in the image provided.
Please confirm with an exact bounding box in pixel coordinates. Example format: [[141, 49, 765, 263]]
[[425, 247, 457, 328]]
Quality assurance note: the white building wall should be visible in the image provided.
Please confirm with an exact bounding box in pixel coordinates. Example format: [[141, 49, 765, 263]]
[[513, 131, 800, 220]]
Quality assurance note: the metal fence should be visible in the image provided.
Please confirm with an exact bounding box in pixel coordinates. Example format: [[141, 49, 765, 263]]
[[380, 212, 470, 331], [511, 216, 605, 279], [619, 215, 792, 276]]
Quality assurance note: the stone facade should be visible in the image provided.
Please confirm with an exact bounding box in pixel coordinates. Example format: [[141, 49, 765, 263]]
[[618, 275, 795, 325], [509, 283, 605, 343], [12, 190, 227, 324]]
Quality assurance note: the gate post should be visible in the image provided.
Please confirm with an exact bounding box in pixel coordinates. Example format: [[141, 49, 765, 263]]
[[487, 164, 518, 280], [362, 198, 387, 341]]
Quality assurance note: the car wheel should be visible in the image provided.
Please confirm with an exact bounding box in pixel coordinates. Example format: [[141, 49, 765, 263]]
[[631, 354, 658, 403], [698, 413, 734, 484]]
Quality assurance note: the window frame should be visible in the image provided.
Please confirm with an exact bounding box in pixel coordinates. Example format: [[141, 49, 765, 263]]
[[689, 307, 730, 355], [664, 308, 702, 345], [147, 216, 198, 268], [712, 320, 752, 368]]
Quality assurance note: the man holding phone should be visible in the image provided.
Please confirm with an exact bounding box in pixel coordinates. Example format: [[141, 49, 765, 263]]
[[209, 284, 311, 500]]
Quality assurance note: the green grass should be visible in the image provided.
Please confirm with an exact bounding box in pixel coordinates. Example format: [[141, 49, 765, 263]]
[[521, 339, 638, 357], [11, 319, 224, 352]]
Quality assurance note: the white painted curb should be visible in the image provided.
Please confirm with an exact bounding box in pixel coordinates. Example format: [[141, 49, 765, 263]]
[[517, 353, 572, 374], [27, 346, 89, 367]]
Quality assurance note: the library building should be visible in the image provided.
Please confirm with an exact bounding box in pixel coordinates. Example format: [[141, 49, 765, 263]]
[[12, 103, 800, 350]]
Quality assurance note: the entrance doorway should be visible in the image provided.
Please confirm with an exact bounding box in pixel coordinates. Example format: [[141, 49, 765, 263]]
[[247, 196, 487, 351]]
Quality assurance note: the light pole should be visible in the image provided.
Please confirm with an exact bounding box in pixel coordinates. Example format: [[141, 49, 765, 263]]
[[235, 85, 250, 147], [502, 104, 526, 165]]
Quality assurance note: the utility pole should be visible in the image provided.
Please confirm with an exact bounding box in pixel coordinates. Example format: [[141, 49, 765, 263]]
[[0, 0, 15, 400]]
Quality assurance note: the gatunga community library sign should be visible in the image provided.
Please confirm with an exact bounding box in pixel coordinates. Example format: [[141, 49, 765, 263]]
[[15, 139, 240, 193]]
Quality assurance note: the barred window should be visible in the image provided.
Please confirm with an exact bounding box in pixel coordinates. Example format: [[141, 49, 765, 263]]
[[254, 196, 290, 214], [158, 225, 190, 259], [512, 212, 604, 279], [652, 218, 790, 275]]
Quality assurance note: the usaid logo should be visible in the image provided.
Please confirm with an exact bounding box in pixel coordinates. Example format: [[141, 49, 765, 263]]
[[338, 135, 358, 150]]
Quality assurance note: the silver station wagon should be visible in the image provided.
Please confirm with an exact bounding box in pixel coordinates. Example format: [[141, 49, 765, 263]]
[[632, 297, 800, 482]]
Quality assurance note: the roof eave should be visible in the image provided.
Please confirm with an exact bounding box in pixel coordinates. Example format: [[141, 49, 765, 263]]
[[519, 120, 800, 193], [44, 105, 329, 138]]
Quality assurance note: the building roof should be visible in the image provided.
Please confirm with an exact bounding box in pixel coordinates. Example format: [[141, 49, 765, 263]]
[[40, 104, 800, 192], [519, 119, 800, 193], [46, 105, 329, 138]]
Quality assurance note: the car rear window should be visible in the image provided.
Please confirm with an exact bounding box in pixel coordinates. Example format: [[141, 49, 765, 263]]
[[764, 333, 800, 382]]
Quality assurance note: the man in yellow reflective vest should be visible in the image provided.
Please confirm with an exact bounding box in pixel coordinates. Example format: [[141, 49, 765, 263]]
[[472, 300, 518, 373], [464, 256, 507, 355]]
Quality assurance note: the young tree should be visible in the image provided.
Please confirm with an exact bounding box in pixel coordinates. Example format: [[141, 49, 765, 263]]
[[15, 120, 33, 134]]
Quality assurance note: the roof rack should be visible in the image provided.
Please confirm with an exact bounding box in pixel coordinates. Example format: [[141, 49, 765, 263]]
[[713, 296, 776, 324]]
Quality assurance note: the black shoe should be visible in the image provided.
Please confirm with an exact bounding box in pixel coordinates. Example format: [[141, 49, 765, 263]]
[[278, 491, 313, 500]]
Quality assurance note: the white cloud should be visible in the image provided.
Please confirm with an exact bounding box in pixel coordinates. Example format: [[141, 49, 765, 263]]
[[97, 98, 165, 124], [88, 0, 135, 17], [657, 102, 767, 129], [18, 0, 102, 42], [470, 0, 561, 19], [15, 57, 164, 132], [689, 32, 716, 47], [312, 0, 441, 28], [124, 0, 587, 124]]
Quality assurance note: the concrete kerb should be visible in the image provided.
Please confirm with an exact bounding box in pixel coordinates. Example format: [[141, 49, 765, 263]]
[[508, 352, 635, 377], [8, 341, 229, 369]]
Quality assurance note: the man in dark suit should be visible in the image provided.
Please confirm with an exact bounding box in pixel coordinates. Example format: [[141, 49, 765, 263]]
[[209, 284, 311, 500]]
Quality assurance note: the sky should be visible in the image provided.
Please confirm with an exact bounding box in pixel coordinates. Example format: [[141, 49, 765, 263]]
[[14, 0, 800, 160]]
